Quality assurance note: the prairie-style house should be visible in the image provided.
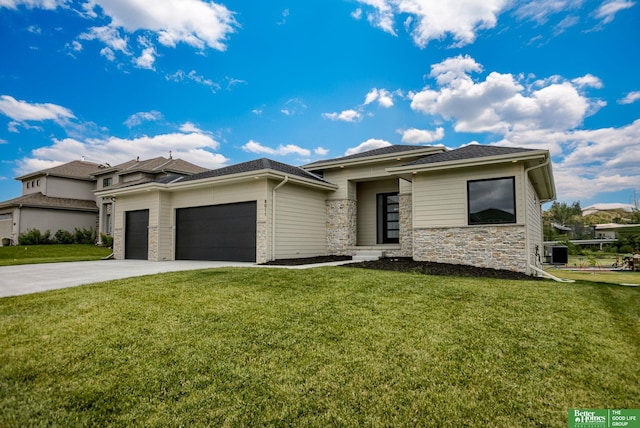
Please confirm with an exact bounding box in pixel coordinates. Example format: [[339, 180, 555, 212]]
[[93, 144, 555, 275]]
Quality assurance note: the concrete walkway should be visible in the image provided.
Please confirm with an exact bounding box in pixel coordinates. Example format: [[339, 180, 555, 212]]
[[0, 260, 254, 298], [0, 259, 356, 298]]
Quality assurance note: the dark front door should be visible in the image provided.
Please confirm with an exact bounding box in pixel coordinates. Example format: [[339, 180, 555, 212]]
[[125, 209, 149, 260], [377, 193, 399, 244], [175, 201, 257, 262]]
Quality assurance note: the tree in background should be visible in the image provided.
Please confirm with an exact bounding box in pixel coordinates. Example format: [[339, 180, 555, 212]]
[[543, 201, 587, 240]]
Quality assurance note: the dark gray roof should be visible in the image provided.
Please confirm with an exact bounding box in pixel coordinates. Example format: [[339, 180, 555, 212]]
[[304, 145, 431, 167], [91, 157, 208, 176], [402, 145, 537, 166], [0, 192, 98, 211], [16, 160, 101, 181], [173, 158, 328, 184]]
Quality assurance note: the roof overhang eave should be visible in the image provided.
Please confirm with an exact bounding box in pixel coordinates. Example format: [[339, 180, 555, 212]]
[[303, 146, 445, 171], [95, 169, 337, 198]]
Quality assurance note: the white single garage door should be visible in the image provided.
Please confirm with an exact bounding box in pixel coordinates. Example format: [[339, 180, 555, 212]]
[[175, 201, 257, 262]]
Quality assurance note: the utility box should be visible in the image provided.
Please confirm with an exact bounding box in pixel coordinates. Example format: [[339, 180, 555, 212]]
[[546, 245, 568, 265]]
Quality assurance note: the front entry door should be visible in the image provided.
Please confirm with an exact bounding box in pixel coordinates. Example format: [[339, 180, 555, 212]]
[[377, 192, 399, 244]]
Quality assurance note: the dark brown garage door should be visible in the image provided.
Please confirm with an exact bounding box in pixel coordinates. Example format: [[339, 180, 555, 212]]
[[175, 201, 257, 262], [125, 209, 149, 260]]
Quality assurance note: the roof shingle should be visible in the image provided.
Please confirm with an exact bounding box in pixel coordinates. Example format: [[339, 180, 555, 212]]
[[0, 192, 97, 211], [402, 145, 537, 166]]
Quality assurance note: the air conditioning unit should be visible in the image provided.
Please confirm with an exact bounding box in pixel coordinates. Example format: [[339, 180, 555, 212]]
[[546, 245, 568, 265]]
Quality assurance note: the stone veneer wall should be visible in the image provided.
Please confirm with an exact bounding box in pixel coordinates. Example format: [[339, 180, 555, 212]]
[[326, 199, 357, 255], [113, 227, 124, 259], [256, 219, 268, 264], [399, 193, 412, 257], [413, 225, 528, 273], [148, 226, 158, 261]]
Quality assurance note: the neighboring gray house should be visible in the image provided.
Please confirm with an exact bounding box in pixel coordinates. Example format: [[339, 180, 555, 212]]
[[0, 156, 207, 245], [95, 144, 556, 275], [0, 161, 101, 245]]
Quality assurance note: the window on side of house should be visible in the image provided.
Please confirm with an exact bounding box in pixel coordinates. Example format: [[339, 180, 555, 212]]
[[103, 177, 112, 187], [467, 177, 516, 225]]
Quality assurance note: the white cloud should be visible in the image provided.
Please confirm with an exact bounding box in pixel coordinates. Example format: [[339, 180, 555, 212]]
[[618, 91, 640, 104], [100, 47, 115, 61], [514, 0, 584, 23], [242, 140, 311, 157], [399, 127, 445, 144], [166, 69, 220, 91], [124, 110, 163, 128], [364, 88, 394, 107], [351, 8, 363, 19], [0, 95, 75, 125], [322, 109, 362, 122], [6, 0, 238, 69], [84, 0, 237, 51], [134, 46, 157, 69], [79, 25, 130, 54], [595, 0, 635, 24], [280, 98, 307, 116], [356, 0, 507, 47], [17, 130, 227, 174], [0, 0, 62, 10], [314, 147, 329, 156], [572, 74, 603, 89], [345, 138, 392, 156], [410, 55, 600, 134]]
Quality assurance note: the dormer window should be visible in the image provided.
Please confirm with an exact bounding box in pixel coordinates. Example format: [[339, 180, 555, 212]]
[[103, 177, 112, 187]]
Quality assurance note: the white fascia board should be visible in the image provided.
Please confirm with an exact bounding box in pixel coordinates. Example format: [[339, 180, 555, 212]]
[[95, 169, 337, 198], [304, 147, 445, 170], [386, 150, 549, 175]]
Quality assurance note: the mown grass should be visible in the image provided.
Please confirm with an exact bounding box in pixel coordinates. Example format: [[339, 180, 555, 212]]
[[1, 267, 638, 427], [0, 245, 112, 266]]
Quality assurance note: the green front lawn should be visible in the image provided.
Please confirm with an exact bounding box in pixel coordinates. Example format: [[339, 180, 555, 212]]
[[0, 244, 112, 266], [1, 268, 638, 427]]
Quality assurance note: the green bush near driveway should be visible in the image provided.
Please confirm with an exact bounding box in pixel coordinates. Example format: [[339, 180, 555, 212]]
[[1, 267, 638, 427]]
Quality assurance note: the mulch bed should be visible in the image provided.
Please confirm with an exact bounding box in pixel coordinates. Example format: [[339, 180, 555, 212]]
[[347, 257, 538, 280], [262, 256, 537, 280]]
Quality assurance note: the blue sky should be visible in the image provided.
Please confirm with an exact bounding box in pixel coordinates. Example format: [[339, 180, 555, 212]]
[[0, 0, 638, 208]]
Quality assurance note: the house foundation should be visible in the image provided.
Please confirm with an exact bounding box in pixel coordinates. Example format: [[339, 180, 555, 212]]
[[413, 225, 528, 273]]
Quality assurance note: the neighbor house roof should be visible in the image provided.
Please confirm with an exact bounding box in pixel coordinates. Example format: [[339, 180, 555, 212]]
[[582, 203, 635, 215], [0, 192, 98, 212], [92, 156, 208, 177], [16, 160, 101, 182], [303, 145, 445, 170]]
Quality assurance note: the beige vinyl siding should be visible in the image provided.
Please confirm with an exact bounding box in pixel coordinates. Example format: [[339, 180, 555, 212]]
[[526, 178, 543, 266], [356, 179, 399, 245], [114, 192, 158, 231], [274, 183, 327, 259], [413, 164, 524, 228], [171, 181, 267, 210], [157, 192, 173, 261], [323, 160, 408, 200]]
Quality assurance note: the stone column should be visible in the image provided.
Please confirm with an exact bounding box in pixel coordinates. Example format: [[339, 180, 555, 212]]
[[399, 193, 413, 257], [326, 199, 357, 255]]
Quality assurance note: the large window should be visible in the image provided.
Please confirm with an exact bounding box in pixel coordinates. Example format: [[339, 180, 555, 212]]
[[467, 177, 516, 225]]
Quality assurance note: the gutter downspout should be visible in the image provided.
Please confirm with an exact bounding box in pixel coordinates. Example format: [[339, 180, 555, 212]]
[[523, 157, 562, 280], [271, 176, 289, 260]]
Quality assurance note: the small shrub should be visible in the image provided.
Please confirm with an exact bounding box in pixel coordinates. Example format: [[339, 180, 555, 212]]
[[73, 228, 95, 245], [619, 245, 634, 254], [100, 234, 114, 248], [54, 229, 74, 244], [18, 229, 52, 245]]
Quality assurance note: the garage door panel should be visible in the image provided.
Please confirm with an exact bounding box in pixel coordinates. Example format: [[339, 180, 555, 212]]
[[125, 209, 149, 260], [175, 201, 256, 262]]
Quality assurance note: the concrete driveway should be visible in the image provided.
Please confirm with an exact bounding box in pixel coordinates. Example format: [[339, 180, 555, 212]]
[[0, 260, 255, 298]]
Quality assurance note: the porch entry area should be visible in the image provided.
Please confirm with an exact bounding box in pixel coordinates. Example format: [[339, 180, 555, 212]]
[[356, 179, 400, 246]]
